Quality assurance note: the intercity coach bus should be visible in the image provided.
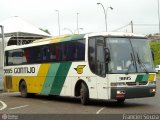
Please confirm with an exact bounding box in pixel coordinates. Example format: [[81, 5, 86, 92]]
[[4, 32, 156, 105]]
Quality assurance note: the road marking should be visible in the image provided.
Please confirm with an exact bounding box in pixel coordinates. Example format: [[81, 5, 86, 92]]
[[9, 105, 29, 110], [0, 101, 7, 110], [1, 92, 20, 96], [96, 107, 105, 114]]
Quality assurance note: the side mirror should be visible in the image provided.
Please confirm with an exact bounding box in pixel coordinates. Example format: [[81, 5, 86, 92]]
[[104, 48, 110, 63], [151, 48, 154, 61]]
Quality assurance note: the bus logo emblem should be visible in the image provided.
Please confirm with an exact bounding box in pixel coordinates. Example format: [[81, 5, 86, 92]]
[[74, 65, 86, 74]]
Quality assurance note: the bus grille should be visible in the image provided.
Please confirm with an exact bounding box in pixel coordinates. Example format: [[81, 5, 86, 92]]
[[5, 76, 12, 89], [126, 82, 147, 86]]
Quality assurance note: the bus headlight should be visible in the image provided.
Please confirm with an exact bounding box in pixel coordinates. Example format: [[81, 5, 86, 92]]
[[150, 88, 156, 93], [111, 82, 126, 87], [148, 81, 156, 86]]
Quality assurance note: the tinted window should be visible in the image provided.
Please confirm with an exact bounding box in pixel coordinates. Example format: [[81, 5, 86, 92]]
[[88, 37, 96, 73], [7, 49, 26, 65], [88, 37, 106, 77], [5, 39, 85, 66]]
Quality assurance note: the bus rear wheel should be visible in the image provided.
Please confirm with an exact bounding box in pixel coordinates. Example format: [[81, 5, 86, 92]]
[[80, 82, 89, 105], [20, 81, 28, 98]]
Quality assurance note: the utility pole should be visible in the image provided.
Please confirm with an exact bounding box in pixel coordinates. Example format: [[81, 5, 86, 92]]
[[77, 13, 79, 34], [55, 10, 60, 36], [130, 21, 133, 33], [0, 25, 5, 69], [158, 0, 160, 33]]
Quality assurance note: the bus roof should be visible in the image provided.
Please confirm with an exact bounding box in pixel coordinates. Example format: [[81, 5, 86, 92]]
[[5, 34, 85, 51], [5, 32, 146, 51], [87, 32, 146, 38]]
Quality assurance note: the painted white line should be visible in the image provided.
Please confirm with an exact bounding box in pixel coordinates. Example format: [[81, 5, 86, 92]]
[[96, 107, 105, 114], [0, 101, 7, 110], [9, 105, 29, 110], [1, 92, 20, 95]]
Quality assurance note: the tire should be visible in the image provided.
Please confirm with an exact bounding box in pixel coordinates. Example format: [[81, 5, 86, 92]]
[[80, 82, 89, 105], [117, 99, 125, 104], [158, 70, 160, 74], [20, 81, 28, 98]]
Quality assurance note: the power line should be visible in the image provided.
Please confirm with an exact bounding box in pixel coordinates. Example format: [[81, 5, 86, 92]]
[[134, 24, 158, 26], [112, 22, 159, 32], [112, 22, 130, 32]]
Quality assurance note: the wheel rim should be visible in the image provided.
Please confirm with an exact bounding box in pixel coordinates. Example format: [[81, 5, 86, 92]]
[[21, 84, 26, 92], [80, 89, 84, 101], [20, 82, 27, 97]]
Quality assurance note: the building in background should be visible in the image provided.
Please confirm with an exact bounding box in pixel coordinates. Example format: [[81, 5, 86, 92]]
[[0, 16, 51, 90]]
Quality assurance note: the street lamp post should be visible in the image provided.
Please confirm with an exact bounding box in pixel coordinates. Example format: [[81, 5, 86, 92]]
[[74, 28, 83, 34], [97, 2, 113, 32], [55, 10, 60, 36], [77, 13, 79, 34], [64, 28, 73, 34], [158, 0, 160, 33], [0, 25, 5, 70], [130, 21, 133, 33]]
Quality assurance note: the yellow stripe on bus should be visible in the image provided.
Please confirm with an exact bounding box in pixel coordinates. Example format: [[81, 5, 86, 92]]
[[33, 64, 51, 93], [148, 74, 155, 81], [8, 64, 51, 93]]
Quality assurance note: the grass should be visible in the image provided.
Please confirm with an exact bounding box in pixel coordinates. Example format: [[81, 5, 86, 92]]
[[157, 74, 160, 78], [150, 41, 160, 65]]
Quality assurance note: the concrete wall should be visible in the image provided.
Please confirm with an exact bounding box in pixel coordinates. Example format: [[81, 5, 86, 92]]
[[0, 42, 2, 69], [0, 37, 11, 90], [0, 69, 3, 90]]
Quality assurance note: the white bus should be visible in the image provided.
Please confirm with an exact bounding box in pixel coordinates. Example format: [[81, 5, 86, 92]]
[[4, 32, 156, 105]]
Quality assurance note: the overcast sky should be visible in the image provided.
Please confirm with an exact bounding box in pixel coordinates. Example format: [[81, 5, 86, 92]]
[[0, 0, 159, 36]]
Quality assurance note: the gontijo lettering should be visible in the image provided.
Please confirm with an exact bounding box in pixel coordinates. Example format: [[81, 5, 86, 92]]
[[14, 67, 35, 73], [4, 67, 35, 74]]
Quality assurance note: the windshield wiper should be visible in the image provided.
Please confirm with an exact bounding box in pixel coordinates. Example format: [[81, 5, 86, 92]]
[[125, 53, 135, 75], [136, 53, 148, 74]]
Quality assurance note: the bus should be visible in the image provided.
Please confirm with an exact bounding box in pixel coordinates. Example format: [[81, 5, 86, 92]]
[[3, 32, 156, 105]]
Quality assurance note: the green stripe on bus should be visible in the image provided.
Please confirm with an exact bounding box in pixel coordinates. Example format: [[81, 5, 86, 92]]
[[61, 34, 85, 42], [141, 75, 148, 82], [41, 63, 60, 94], [135, 75, 144, 82], [50, 62, 72, 95], [135, 75, 148, 82]]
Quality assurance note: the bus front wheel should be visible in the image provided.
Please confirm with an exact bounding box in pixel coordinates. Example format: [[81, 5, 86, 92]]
[[20, 81, 28, 98], [80, 82, 89, 105], [117, 99, 125, 104]]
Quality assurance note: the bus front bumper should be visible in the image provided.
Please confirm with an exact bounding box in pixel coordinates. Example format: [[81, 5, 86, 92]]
[[111, 86, 156, 100]]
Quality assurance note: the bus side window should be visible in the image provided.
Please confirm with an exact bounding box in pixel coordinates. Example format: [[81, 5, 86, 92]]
[[34, 47, 41, 62], [46, 47, 50, 61], [49, 44, 56, 61], [61, 43, 67, 61], [88, 37, 96, 74], [75, 40, 85, 61], [31, 48, 36, 63], [96, 37, 106, 77], [24, 48, 30, 63], [74, 44, 78, 60], [5, 51, 12, 66]]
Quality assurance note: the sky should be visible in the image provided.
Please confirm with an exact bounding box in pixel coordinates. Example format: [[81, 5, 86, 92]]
[[0, 0, 159, 36]]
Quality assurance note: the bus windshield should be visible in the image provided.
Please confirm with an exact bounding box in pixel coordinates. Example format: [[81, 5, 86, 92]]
[[107, 38, 155, 74]]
